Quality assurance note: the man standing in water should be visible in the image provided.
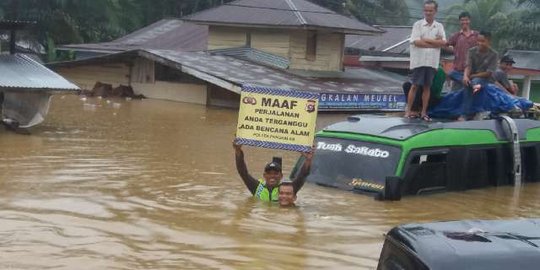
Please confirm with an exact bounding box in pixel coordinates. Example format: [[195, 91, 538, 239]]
[[233, 141, 313, 203], [278, 179, 297, 207], [405, 0, 446, 121], [447, 11, 479, 90]]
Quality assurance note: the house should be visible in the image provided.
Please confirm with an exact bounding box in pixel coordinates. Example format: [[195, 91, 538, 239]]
[[182, 0, 381, 72], [0, 20, 79, 129], [344, 25, 411, 70], [345, 25, 453, 74], [505, 50, 540, 102], [51, 0, 409, 112]]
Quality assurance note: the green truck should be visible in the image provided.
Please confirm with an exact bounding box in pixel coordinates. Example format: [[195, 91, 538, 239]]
[[292, 115, 540, 200]]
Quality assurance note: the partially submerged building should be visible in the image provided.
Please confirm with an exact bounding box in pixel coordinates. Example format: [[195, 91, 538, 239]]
[[0, 20, 78, 129], [345, 25, 454, 75], [52, 0, 409, 111], [344, 25, 412, 70], [506, 50, 540, 102]]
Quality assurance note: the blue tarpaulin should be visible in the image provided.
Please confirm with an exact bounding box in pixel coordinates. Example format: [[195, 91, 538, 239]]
[[430, 84, 533, 118]]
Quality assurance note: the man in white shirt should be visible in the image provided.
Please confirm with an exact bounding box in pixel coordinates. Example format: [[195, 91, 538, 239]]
[[406, 0, 447, 121]]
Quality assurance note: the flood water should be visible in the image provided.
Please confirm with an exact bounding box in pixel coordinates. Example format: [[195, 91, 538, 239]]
[[1, 95, 539, 269]]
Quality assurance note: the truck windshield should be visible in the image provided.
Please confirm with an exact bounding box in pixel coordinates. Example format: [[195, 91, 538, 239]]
[[306, 137, 401, 192]]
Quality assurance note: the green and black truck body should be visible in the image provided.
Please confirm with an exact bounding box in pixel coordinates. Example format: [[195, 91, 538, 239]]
[[292, 115, 540, 200]]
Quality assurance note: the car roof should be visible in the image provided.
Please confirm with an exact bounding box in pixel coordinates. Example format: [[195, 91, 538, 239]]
[[388, 219, 540, 270]]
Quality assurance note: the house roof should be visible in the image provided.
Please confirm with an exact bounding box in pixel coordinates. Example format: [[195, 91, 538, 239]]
[[48, 49, 404, 95], [208, 47, 290, 69], [182, 0, 382, 35], [58, 19, 208, 54], [506, 50, 540, 71], [0, 54, 78, 91], [345, 25, 411, 54]]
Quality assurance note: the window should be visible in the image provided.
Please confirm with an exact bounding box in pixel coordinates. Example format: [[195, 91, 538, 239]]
[[378, 237, 429, 270], [403, 151, 448, 195], [521, 145, 540, 182], [302, 137, 401, 191], [306, 31, 317, 61], [154, 63, 201, 83]]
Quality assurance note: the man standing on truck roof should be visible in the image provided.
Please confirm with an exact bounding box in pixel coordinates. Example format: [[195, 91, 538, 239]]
[[405, 0, 447, 122], [446, 11, 479, 90]]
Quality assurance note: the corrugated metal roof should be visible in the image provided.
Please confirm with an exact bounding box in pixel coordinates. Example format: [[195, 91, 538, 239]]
[[146, 49, 402, 94], [49, 49, 404, 94], [140, 49, 404, 93], [182, 0, 382, 34], [59, 19, 208, 53], [346, 25, 411, 54], [0, 54, 79, 90], [209, 47, 290, 69], [507, 50, 540, 71]]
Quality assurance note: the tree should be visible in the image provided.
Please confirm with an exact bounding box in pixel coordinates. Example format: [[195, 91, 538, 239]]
[[306, 0, 410, 25], [443, 0, 539, 50], [0, 0, 420, 60], [496, 1, 540, 50], [344, 0, 411, 25], [442, 0, 538, 50], [0, 0, 236, 61], [444, 0, 511, 33]]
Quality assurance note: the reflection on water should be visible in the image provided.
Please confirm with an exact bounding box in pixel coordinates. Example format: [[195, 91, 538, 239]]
[[0, 95, 539, 269]]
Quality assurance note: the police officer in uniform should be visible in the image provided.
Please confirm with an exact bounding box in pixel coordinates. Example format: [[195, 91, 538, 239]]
[[233, 141, 313, 202]]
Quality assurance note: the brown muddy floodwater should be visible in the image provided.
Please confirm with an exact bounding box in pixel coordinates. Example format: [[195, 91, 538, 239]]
[[0, 95, 539, 269]]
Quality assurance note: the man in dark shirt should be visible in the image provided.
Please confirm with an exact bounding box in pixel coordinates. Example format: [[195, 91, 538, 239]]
[[233, 141, 313, 203], [493, 55, 519, 95], [447, 11, 479, 90], [459, 31, 498, 121]]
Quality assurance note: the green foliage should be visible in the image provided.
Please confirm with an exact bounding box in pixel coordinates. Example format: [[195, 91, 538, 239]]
[[495, 9, 540, 50], [1, 0, 537, 58], [0, 0, 233, 47], [517, 0, 540, 8], [344, 0, 411, 25], [443, 0, 539, 50], [444, 0, 510, 33], [0, 0, 410, 51]]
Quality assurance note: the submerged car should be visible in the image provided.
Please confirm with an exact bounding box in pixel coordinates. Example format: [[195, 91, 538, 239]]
[[291, 115, 540, 200], [377, 218, 540, 270]]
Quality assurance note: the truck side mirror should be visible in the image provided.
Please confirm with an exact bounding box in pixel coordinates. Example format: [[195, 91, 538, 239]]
[[384, 176, 402, 201]]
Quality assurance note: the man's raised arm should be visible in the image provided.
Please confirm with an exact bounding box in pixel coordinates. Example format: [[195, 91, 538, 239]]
[[292, 148, 314, 194], [233, 141, 259, 194]]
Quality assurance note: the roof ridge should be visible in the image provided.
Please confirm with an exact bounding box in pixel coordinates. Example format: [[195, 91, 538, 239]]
[[285, 0, 307, 25], [224, 3, 334, 14]]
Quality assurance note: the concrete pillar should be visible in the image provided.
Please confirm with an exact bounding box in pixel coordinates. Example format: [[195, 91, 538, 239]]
[[522, 76, 532, 100]]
